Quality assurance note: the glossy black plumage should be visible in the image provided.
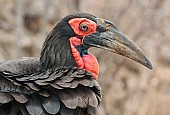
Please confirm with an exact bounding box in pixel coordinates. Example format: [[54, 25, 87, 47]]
[[0, 58, 102, 115]]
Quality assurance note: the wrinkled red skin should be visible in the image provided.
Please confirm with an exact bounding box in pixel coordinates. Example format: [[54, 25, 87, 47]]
[[69, 18, 99, 79]]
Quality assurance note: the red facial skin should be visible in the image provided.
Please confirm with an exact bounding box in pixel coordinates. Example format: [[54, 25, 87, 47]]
[[68, 18, 99, 79]]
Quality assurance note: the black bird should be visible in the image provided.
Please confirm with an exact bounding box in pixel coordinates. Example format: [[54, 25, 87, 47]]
[[0, 13, 152, 115]]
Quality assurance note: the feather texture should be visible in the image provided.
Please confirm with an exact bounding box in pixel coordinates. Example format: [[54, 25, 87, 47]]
[[0, 58, 102, 115]]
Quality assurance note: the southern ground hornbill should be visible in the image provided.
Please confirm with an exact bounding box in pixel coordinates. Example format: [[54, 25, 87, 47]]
[[0, 13, 152, 115]]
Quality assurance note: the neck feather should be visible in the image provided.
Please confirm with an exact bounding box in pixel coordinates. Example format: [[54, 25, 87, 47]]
[[40, 30, 76, 70]]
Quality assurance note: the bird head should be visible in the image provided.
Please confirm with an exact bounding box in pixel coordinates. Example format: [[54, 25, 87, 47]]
[[40, 13, 152, 78]]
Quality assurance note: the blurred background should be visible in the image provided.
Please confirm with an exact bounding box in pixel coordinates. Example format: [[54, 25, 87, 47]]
[[0, 0, 170, 115]]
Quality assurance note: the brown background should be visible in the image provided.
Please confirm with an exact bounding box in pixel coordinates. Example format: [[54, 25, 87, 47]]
[[0, 0, 170, 115]]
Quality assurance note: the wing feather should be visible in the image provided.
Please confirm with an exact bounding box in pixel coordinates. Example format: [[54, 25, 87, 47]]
[[0, 92, 13, 103], [26, 95, 43, 115], [41, 94, 60, 114], [0, 58, 102, 115], [11, 93, 28, 103]]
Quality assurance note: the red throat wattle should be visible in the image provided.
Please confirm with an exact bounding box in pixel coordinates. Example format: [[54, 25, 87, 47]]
[[68, 18, 99, 79]]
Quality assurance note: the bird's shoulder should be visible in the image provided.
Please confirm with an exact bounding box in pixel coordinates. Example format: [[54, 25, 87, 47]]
[[0, 60, 102, 115], [0, 57, 40, 75]]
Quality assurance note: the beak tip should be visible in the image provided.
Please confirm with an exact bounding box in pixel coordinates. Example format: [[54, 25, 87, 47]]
[[144, 57, 153, 69]]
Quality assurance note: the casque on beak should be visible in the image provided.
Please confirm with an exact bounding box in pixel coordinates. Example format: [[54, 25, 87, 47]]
[[83, 18, 153, 69]]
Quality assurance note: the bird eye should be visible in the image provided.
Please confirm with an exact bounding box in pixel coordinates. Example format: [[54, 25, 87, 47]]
[[79, 24, 89, 31]]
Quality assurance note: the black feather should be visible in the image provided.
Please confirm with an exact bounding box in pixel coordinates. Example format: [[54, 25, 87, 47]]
[[41, 95, 60, 114], [26, 95, 43, 115]]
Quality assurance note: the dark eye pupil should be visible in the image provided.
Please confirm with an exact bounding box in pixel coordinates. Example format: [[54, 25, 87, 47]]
[[80, 24, 88, 31]]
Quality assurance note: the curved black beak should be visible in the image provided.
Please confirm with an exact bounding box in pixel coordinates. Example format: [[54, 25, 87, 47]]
[[83, 18, 153, 69]]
